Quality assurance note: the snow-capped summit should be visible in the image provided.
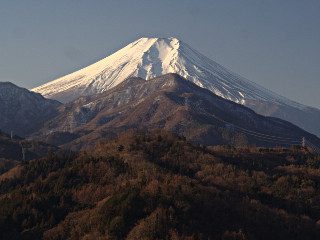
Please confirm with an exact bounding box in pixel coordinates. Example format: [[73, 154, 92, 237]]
[[30, 37, 291, 105], [31, 37, 320, 137]]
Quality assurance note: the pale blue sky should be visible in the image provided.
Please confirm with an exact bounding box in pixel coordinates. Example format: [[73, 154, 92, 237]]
[[1, 0, 319, 108]]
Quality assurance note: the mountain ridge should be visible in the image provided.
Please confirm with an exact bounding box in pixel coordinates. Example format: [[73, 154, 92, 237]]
[[32, 74, 320, 151], [0, 82, 62, 136], [31, 37, 320, 137]]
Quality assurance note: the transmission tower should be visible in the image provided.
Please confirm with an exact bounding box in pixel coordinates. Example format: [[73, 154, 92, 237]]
[[180, 93, 193, 111], [185, 97, 189, 110], [20, 142, 26, 162]]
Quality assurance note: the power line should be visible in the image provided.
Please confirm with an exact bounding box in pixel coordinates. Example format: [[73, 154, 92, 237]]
[[186, 100, 320, 149], [186, 101, 300, 142], [57, 99, 320, 150], [202, 110, 301, 144]]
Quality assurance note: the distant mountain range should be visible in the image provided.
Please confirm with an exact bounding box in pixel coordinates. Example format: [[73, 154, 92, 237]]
[[32, 74, 320, 151], [31, 37, 320, 137], [0, 82, 61, 137]]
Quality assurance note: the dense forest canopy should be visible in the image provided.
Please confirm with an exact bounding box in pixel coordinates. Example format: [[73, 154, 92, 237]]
[[1, 130, 320, 239]]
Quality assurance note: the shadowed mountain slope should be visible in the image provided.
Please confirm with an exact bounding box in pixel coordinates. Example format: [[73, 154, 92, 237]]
[[33, 74, 320, 151], [31, 37, 320, 137], [0, 82, 62, 137]]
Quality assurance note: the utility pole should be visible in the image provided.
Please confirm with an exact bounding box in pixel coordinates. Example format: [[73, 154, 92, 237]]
[[302, 137, 306, 148], [22, 147, 25, 162], [185, 96, 189, 110], [20, 142, 26, 162]]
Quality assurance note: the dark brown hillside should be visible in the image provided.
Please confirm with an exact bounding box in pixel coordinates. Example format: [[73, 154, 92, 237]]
[[0, 130, 59, 174], [1, 130, 320, 239], [33, 74, 320, 151]]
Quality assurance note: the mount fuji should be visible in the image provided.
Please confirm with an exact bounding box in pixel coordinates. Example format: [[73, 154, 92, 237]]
[[31, 37, 320, 137]]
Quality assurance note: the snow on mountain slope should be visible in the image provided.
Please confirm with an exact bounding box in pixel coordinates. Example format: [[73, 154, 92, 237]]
[[31, 38, 302, 108], [31, 37, 320, 137]]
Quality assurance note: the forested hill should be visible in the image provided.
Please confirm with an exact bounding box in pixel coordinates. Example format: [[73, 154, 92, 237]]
[[0, 130, 58, 174], [1, 130, 320, 239]]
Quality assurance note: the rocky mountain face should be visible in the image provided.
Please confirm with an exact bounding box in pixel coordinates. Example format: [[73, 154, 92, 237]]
[[31, 37, 320, 137], [32, 74, 319, 151], [0, 82, 62, 137]]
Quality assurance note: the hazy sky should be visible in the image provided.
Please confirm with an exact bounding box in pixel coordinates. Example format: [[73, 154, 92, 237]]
[[1, 0, 319, 108]]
